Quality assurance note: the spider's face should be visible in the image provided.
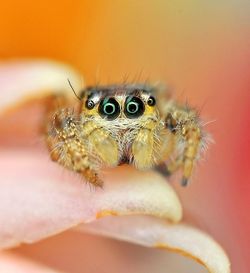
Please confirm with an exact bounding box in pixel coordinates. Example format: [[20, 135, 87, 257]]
[[80, 84, 158, 124]]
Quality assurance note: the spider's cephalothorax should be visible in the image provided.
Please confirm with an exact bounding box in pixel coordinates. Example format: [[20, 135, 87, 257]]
[[46, 84, 207, 187]]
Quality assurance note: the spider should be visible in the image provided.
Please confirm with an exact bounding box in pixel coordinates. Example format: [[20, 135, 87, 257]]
[[46, 83, 208, 187]]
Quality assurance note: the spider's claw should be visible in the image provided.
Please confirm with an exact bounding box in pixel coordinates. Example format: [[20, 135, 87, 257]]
[[154, 164, 171, 177], [82, 169, 104, 188], [181, 177, 189, 187]]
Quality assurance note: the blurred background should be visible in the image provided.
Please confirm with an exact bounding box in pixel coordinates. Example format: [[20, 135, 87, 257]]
[[1, 1, 249, 272]]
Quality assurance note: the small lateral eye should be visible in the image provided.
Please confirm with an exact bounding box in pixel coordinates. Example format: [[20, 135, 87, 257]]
[[147, 96, 156, 106], [86, 100, 95, 110], [124, 96, 145, 118], [99, 97, 120, 120]]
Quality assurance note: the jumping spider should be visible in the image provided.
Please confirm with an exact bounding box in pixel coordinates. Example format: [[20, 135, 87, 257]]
[[46, 83, 208, 187]]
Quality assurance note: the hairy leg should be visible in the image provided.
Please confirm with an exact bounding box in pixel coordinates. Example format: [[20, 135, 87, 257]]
[[163, 101, 205, 186], [45, 95, 104, 187]]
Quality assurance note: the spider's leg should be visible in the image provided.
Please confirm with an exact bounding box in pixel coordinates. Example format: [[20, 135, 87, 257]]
[[45, 95, 104, 188], [163, 101, 205, 186]]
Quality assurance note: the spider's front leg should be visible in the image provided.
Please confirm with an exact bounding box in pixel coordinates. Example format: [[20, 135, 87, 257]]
[[164, 102, 205, 186], [45, 95, 104, 187]]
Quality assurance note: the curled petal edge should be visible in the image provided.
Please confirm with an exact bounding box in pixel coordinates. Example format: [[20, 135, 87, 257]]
[[80, 215, 231, 273]]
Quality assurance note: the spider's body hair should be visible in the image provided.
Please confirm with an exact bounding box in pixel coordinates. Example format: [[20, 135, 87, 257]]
[[46, 83, 209, 187]]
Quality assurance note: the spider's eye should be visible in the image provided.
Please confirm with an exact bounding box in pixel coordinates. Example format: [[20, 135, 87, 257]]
[[85, 100, 95, 110], [124, 96, 145, 118], [147, 96, 156, 106], [99, 97, 120, 120]]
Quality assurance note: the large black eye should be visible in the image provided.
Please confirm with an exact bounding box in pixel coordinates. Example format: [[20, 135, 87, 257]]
[[98, 97, 120, 120], [124, 96, 145, 118]]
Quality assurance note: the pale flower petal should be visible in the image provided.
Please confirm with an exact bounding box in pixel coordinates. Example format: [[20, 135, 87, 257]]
[[0, 150, 182, 249], [81, 215, 231, 273], [0, 59, 82, 113]]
